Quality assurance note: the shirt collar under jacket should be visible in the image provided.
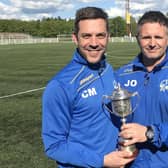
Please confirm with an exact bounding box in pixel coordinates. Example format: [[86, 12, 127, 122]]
[[73, 48, 106, 70], [132, 47, 168, 72]]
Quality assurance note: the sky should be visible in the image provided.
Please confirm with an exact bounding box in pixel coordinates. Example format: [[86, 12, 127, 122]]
[[0, 0, 167, 21]]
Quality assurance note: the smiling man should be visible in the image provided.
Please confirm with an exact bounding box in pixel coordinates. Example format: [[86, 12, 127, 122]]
[[137, 13, 168, 72], [72, 18, 108, 64], [42, 6, 135, 168], [116, 11, 168, 167]]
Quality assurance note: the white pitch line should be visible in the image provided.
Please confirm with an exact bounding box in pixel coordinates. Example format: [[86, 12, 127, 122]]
[[0, 87, 46, 99]]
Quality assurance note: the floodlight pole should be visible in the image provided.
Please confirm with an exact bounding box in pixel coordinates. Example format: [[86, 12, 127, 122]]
[[125, 0, 131, 37]]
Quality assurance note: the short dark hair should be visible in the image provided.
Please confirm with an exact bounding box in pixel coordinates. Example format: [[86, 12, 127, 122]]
[[74, 6, 109, 34], [137, 11, 168, 35]]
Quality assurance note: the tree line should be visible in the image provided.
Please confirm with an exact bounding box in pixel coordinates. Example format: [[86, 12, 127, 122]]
[[0, 16, 137, 37]]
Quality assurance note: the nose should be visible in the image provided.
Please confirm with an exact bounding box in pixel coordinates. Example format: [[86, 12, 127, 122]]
[[90, 36, 98, 47], [148, 37, 156, 48]]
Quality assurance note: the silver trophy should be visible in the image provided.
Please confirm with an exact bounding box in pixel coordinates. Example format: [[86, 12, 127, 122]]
[[103, 84, 139, 154]]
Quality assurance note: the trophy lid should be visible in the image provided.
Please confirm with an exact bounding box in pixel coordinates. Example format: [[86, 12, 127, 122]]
[[111, 84, 132, 100]]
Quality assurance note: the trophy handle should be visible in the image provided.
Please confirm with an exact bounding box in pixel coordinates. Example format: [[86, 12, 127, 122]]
[[102, 95, 114, 114], [131, 91, 140, 113]]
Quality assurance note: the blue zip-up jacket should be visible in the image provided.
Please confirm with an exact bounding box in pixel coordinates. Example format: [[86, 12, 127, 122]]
[[115, 48, 168, 168], [152, 123, 168, 148], [42, 49, 119, 168]]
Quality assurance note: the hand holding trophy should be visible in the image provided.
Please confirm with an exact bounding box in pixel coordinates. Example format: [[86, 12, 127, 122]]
[[103, 83, 139, 155]]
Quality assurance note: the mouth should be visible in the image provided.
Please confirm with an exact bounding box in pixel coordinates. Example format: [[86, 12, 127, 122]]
[[86, 47, 105, 52], [87, 50, 102, 53], [87, 47, 102, 50], [146, 48, 159, 53], [81, 44, 104, 50], [148, 50, 157, 53]]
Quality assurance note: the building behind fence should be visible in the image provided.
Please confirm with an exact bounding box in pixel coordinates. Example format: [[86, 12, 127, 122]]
[[0, 33, 136, 45]]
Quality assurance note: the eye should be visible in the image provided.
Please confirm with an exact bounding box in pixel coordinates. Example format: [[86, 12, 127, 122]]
[[96, 33, 107, 39], [81, 34, 91, 39], [141, 36, 151, 40], [154, 36, 163, 39]]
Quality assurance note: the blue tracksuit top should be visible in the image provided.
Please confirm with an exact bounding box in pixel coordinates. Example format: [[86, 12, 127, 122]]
[[115, 48, 168, 168], [42, 49, 119, 168], [152, 123, 168, 148]]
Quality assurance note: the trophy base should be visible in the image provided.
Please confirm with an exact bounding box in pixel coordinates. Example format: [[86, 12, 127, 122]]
[[119, 144, 138, 155], [118, 138, 138, 155]]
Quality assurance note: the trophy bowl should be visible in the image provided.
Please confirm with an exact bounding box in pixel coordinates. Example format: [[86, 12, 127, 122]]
[[103, 84, 139, 154]]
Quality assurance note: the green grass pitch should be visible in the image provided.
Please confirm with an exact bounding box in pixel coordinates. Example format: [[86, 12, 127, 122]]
[[0, 42, 139, 168]]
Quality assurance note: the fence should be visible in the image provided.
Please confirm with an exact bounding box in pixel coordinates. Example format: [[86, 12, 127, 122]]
[[0, 36, 136, 45], [0, 37, 59, 45]]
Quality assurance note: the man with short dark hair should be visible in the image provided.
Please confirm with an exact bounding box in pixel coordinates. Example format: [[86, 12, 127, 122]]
[[116, 11, 168, 167], [42, 6, 135, 168]]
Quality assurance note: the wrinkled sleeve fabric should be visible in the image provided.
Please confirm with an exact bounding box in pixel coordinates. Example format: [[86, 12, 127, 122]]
[[42, 80, 103, 167], [131, 123, 168, 168], [152, 123, 168, 148], [131, 152, 168, 168]]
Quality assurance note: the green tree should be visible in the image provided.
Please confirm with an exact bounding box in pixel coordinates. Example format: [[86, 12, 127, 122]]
[[0, 16, 137, 37], [109, 17, 126, 37]]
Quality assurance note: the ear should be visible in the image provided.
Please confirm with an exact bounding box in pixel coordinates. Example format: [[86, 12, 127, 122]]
[[136, 35, 140, 46], [72, 33, 78, 45]]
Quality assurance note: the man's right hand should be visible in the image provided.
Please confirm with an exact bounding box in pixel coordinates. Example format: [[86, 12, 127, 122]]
[[104, 150, 137, 168]]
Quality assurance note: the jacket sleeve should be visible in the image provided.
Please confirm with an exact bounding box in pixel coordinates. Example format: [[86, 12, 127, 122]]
[[152, 123, 168, 148], [42, 80, 103, 167], [132, 151, 168, 168], [130, 123, 168, 168]]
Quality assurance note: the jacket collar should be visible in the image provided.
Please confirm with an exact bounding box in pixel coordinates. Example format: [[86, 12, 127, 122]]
[[133, 47, 168, 71]]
